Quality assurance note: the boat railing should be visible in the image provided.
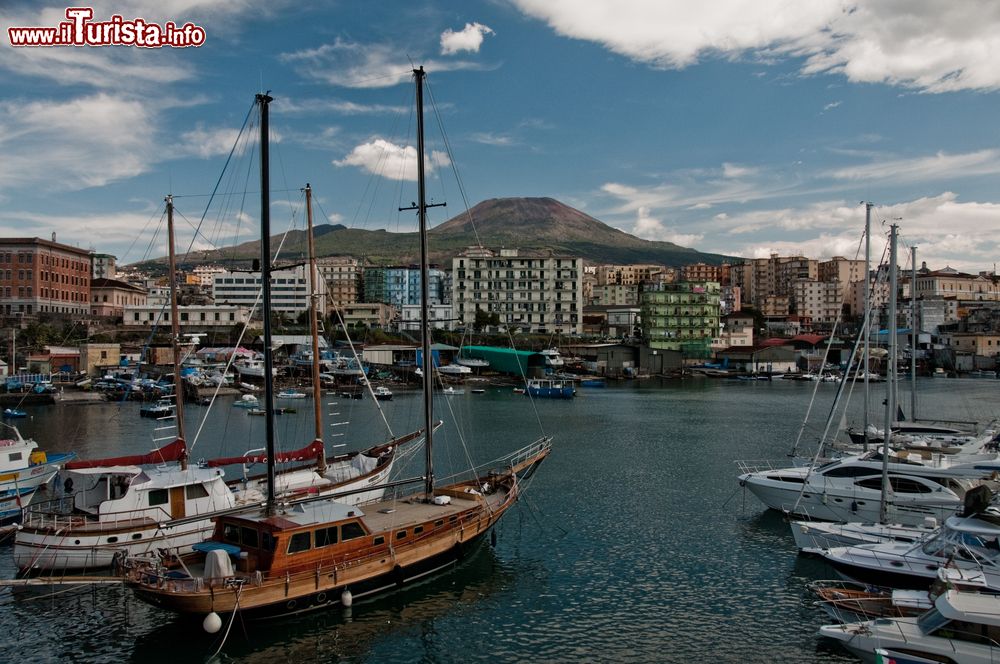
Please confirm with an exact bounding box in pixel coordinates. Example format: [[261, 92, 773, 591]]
[[507, 436, 553, 472], [735, 459, 813, 475], [21, 496, 172, 530]]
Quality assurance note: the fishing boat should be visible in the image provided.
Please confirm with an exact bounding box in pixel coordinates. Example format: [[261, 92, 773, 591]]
[[540, 348, 564, 368], [0, 427, 75, 524], [122, 74, 550, 626], [13, 186, 419, 573], [373, 386, 393, 401], [139, 398, 174, 418], [233, 394, 260, 409]]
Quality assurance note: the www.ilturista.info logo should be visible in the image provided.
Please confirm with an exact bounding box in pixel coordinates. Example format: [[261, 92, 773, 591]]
[[8, 7, 206, 48]]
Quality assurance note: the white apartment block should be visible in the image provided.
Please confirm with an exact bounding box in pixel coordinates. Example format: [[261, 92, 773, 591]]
[[591, 283, 639, 306], [400, 303, 453, 331], [792, 280, 842, 324], [451, 247, 583, 334], [212, 265, 326, 317], [192, 265, 226, 287]]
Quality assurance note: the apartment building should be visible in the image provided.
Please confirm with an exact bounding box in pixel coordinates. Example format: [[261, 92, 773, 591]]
[[92, 253, 117, 280], [192, 265, 226, 288], [0, 236, 92, 316], [451, 247, 583, 334], [316, 257, 361, 308], [734, 254, 817, 309], [212, 265, 326, 317], [681, 262, 720, 283], [791, 280, 841, 325], [640, 281, 721, 359], [124, 304, 251, 329], [596, 264, 667, 286], [591, 283, 639, 306]]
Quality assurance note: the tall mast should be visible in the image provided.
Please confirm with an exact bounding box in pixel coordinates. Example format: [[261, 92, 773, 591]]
[[910, 245, 918, 422], [166, 195, 187, 469], [304, 183, 326, 474], [879, 224, 898, 524], [257, 92, 277, 514], [400, 67, 445, 500], [863, 202, 872, 452]]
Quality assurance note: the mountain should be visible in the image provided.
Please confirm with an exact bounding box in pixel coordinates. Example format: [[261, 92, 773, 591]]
[[143, 197, 731, 269]]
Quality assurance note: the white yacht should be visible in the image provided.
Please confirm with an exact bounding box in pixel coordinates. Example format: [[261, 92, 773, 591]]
[[540, 348, 564, 368], [820, 589, 1000, 663], [791, 518, 938, 552], [737, 449, 1000, 526]]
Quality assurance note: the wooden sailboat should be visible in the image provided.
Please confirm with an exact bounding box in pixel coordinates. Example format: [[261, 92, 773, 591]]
[[122, 74, 551, 624]]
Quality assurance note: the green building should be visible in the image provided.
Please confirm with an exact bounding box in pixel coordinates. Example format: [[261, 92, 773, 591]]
[[362, 266, 386, 304], [640, 281, 721, 359]]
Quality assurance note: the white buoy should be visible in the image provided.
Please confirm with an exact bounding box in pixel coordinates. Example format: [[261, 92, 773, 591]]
[[203, 612, 222, 634], [340, 589, 353, 608]]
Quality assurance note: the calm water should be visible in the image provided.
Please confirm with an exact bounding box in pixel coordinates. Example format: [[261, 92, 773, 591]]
[[1, 377, 997, 663]]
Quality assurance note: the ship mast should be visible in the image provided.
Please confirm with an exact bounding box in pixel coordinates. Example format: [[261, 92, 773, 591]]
[[166, 194, 187, 469], [400, 67, 445, 500], [879, 224, 898, 524], [257, 92, 278, 514], [304, 183, 327, 474]]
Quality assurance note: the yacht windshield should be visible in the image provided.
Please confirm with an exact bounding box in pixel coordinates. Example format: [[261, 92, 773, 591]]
[[916, 609, 950, 636]]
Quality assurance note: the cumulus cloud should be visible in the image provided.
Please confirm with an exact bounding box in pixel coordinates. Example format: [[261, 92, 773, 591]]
[[722, 162, 756, 178], [440, 22, 495, 55], [512, 0, 1000, 93], [333, 139, 450, 181], [630, 206, 705, 246]]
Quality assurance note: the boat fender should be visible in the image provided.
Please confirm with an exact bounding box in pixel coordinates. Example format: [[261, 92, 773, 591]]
[[850, 501, 858, 513], [340, 589, 353, 608], [738, 479, 746, 487], [203, 612, 222, 634], [821, 493, 828, 505]]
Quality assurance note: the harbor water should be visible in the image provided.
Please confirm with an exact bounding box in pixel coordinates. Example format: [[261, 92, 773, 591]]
[[0, 377, 996, 662]]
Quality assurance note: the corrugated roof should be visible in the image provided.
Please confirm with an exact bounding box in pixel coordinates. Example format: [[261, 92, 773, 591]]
[[461, 346, 545, 375]]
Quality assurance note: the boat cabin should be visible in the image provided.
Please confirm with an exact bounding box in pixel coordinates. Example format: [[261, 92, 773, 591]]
[[0, 437, 44, 473], [915, 590, 1000, 646]]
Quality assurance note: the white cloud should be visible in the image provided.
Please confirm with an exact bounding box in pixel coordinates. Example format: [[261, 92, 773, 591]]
[[722, 162, 756, 178], [828, 149, 1000, 183], [512, 0, 1000, 93], [179, 126, 244, 159], [333, 139, 450, 181], [0, 94, 157, 190], [630, 206, 705, 246], [280, 98, 408, 116], [469, 132, 516, 146], [280, 39, 490, 89], [823, 100, 842, 111], [440, 22, 495, 55]]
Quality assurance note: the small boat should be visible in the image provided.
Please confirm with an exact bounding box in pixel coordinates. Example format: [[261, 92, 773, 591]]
[[249, 407, 296, 416], [277, 389, 307, 399], [580, 378, 605, 388], [247, 408, 265, 416], [139, 398, 174, 418], [540, 348, 564, 368], [807, 579, 932, 623], [471, 388, 486, 394], [512, 388, 526, 394], [373, 386, 393, 401], [2, 408, 27, 419], [233, 394, 260, 408], [443, 386, 465, 395], [525, 378, 575, 399], [438, 363, 472, 376], [456, 356, 489, 368]]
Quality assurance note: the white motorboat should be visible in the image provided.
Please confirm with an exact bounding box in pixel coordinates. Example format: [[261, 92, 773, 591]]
[[820, 589, 1000, 663], [438, 363, 472, 376], [791, 517, 939, 551], [737, 449, 1000, 526], [540, 348, 564, 368], [0, 430, 74, 524]]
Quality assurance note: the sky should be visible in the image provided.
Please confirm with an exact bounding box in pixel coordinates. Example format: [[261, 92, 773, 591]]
[[2, 0, 999, 273]]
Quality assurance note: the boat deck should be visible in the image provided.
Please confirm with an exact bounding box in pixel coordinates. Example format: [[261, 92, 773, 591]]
[[360, 492, 486, 533]]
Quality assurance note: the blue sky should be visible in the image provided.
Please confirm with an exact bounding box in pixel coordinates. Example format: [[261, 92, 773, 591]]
[[2, 1, 999, 272]]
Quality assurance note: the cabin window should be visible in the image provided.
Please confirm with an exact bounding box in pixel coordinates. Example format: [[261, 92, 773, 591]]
[[414, 525, 424, 535], [395, 530, 407, 541], [434, 520, 444, 527], [448, 516, 457, 523], [341, 522, 365, 541], [185, 484, 209, 500], [315, 526, 338, 548], [287, 532, 311, 554], [223, 523, 240, 544], [148, 489, 168, 507], [241, 527, 259, 549], [261, 532, 276, 552], [373, 536, 385, 546], [822, 466, 875, 478], [8, 452, 22, 462]]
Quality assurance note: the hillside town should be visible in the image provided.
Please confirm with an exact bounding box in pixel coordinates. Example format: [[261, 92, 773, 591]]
[[2, 233, 998, 381]]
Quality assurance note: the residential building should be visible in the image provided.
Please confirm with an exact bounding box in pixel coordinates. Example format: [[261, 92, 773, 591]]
[[641, 281, 721, 359], [212, 265, 325, 317], [720, 285, 742, 316], [91, 278, 148, 318], [383, 265, 445, 308], [818, 256, 865, 301], [938, 333, 1000, 357], [91, 253, 117, 280], [913, 267, 1000, 302], [400, 303, 453, 331], [590, 283, 639, 306], [79, 343, 121, 376], [791, 280, 841, 325], [450, 247, 583, 335], [682, 262, 721, 283], [123, 304, 251, 329], [734, 254, 817, 310], [341, 302, 397, 329], [316, 257, 361, 308], [607, 307, 642, 338], [596, 264, 667, 286], [362, 266, 386, 304], [192, 265, 226, 287], [847, 279, 890, 318], [0, 236, 92, 316]]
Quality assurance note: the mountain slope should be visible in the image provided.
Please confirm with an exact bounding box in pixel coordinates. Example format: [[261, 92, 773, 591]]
[[142, 197, 731, 269]]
